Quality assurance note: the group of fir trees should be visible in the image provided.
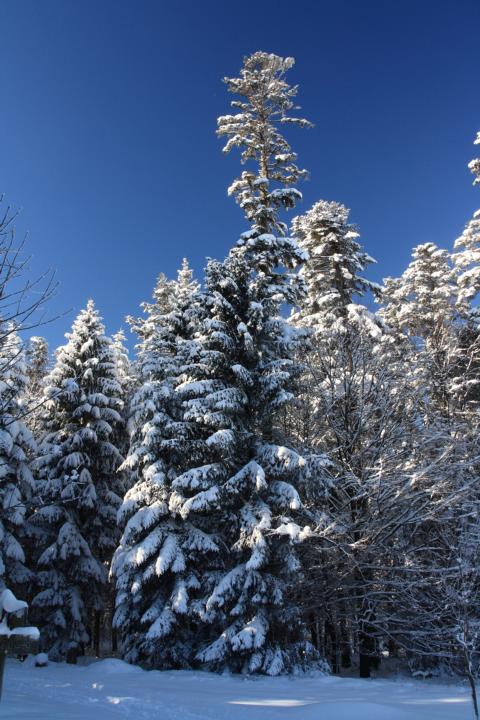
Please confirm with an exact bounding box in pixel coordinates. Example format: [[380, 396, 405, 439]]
[[0, 52, 479, 698]]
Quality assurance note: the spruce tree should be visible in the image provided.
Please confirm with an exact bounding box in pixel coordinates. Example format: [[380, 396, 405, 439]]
[[217, 51, 312, 236], [30, 300, 124, 660]]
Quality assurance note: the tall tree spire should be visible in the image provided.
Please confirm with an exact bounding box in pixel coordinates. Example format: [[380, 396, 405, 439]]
[[218, 51, 312, 235]]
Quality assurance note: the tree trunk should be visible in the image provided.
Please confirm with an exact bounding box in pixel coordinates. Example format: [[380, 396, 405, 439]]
[[66, 645, 78, 664], [340, 618, 352, 668], [93, 611, 101, 657], [464, 650, 479, 720]]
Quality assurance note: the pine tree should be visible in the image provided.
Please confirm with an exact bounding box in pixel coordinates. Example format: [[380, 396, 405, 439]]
[[111, 261, 212, 668], [0, 329, 35, 593], [25, 337, 49, 397], [469, 131, 480, 186], [180, 251, 319, 675], [30, 300, 124, 660]]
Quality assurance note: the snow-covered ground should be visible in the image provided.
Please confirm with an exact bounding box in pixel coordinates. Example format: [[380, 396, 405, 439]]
[[1, 657, 473, 720]]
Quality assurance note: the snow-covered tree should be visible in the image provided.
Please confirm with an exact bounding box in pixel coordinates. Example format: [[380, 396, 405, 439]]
[[111, 329, 133, 398], [469, 131, 480, 186], [287, 199, 421, 676], [179, 250, 321, 675], [217, 51, 312, 236], [114, 51, 320, 676], [160, 51, 323, 675], [380, 242, 460, 414], [0, 199, 55, 602], [292, 200, 377, 329], [30, 300, 124, 660], [453, 132, 480, 311], [0, 329, 35, 594], [110, 328, 134, 496], [111, 260, 211, 669], [23, 336, 49, 434], [287, 200, 380, 452], [374, 141, 480, 691], [25, 337, 49, 397]]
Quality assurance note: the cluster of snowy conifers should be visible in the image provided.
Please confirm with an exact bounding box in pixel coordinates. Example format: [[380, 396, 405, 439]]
[[1, 52, 480, 682]]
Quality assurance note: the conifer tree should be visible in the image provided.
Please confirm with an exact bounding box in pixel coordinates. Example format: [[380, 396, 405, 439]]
[[112, 329, 133, 398], [288, 200, 380, 452], [113, 52, 320, 676], [111, 261, 210, 668], [380, 243, 460, 414], [217, 51, 312, 236], [30, 300, 124, 660], [25, 337, 49, 397], [24, 336, 49, 434], [288, 199, 420, 675], [292, 200, 377, 329], [170, 51, 322, 675], [453, 131, 480, 310], [111, 328, 134, 496], [376, 146, 480, 686], [0, 329, 35, 593]]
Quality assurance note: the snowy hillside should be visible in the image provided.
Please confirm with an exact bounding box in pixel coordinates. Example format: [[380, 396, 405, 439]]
[[2, 658, 472, 720]]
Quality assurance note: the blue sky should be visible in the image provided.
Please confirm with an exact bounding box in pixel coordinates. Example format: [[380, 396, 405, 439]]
[[1, 0, 479, 350]]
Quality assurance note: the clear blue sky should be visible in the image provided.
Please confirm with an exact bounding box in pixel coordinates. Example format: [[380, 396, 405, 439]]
[[1, 0, 479, 350]]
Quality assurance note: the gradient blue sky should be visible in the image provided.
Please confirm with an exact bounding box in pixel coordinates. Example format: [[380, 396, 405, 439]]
[[1, 0, 479, 350]]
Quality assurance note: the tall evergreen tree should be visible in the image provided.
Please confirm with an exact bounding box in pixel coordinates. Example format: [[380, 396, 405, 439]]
[[376, 144, 480, 687], [30, 300, 124, 660], [0, 329, 35, 593], [288, 198, 420, 676], [111, 261, 210, 668], [217, 51, 312, 236], [172, 51, 322, 675], [111, 329, 133, 398]]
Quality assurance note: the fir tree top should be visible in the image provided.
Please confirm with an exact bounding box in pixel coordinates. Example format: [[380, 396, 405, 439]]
[[291, 200, 377, 331]]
